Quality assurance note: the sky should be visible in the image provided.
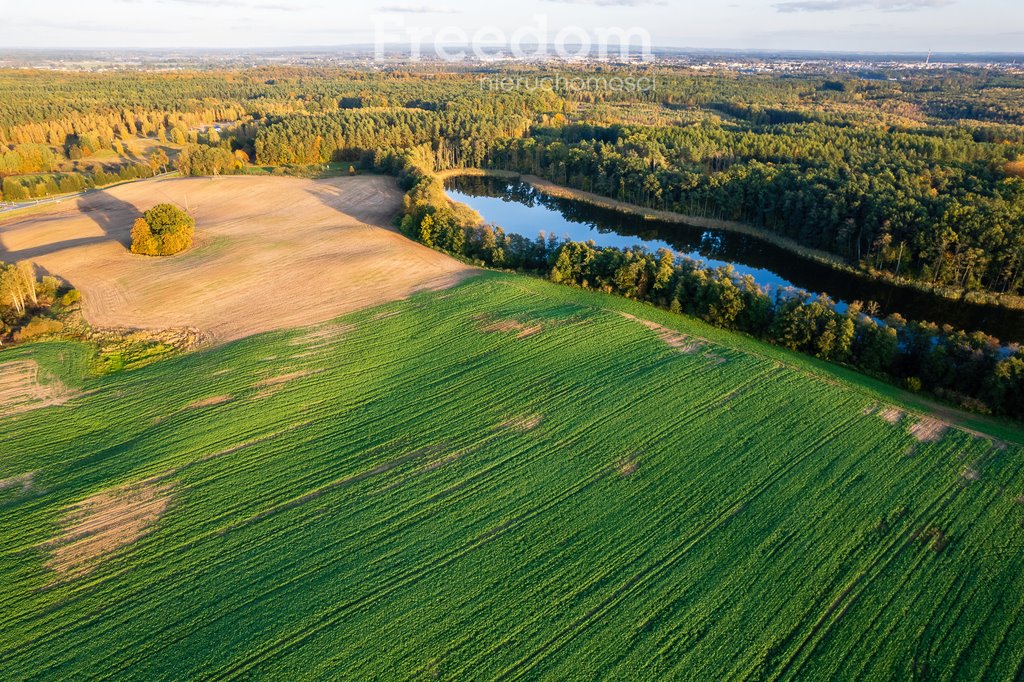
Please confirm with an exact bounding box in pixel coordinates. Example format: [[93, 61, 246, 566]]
[[1, 0, 1022, 53]]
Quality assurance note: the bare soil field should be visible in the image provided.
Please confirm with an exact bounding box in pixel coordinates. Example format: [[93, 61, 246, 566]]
[[0, 175, 474, 342], [45, 480, 175, 579], [0, 359, 76, 418]]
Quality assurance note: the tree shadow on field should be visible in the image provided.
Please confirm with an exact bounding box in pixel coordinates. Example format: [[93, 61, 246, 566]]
[[75, 192, 140, 249], [0, 191, 140, 262], [305, 177, 403, 229]]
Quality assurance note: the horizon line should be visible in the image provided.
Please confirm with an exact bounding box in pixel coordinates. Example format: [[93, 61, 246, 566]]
[[2, 45, 1024, 57]]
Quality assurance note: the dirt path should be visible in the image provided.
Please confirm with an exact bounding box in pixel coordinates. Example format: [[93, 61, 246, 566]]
[[0, 175, 475, 343]]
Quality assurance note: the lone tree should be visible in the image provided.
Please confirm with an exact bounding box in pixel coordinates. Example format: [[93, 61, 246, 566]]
[[131, 203, 195, 256], [148, 148, 169, 174]]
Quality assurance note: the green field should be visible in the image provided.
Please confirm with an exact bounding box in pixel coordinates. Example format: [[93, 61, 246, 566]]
[[1, 272, 1023, 680]]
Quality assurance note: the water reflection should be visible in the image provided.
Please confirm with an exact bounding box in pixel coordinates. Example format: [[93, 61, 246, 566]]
[[445, 176, 1024, 343]]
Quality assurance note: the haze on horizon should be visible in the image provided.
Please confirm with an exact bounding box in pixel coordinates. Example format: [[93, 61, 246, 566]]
[[0, 0, 1022, 54]]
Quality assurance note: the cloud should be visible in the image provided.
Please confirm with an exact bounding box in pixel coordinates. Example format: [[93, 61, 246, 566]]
[[776, 0, 952, 12], [377, 3, 458, 12], [543, 0, 667, 6], [2, 17, 186, 33], [116, 0, 310, 11]]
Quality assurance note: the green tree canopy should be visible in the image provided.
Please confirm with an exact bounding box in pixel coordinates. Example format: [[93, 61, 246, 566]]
[[130, 203, 195, 256]]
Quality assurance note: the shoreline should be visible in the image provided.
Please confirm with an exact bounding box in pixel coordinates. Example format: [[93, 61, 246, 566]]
[[439, 168, 1024, 313]]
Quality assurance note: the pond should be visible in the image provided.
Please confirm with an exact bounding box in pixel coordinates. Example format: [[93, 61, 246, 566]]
[[445, 175, 1024, 343]]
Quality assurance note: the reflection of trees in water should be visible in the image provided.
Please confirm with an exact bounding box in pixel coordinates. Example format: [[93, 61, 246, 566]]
[[699, 231, 727, 258], [445, 176, 1024, 341], [451, 177, 779, 264]]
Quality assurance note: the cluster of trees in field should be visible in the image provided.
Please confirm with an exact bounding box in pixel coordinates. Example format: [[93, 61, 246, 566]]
[[131, 204, 195, 257], [483, 122, 1024, 297], [0, 261, 72, 344], [174, 145, 247, 176], [396, 165, 1023, 418]]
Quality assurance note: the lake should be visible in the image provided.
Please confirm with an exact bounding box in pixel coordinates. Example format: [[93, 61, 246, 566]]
[[445, 175, 1024, 343]]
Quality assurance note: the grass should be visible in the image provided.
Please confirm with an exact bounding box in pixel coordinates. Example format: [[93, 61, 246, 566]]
[[1, 271, 1022, 679]]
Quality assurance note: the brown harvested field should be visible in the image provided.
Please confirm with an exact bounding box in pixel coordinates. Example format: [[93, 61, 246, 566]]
[[289, 322, 356, 350], [0, 175, 474, 342], [254, 370, 319, 389], [184, 395, 233, 410], [617, 457, 638, 477]]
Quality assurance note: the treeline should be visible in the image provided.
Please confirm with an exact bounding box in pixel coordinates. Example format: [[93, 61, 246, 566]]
[[0, 162, 158, 202], [395, 163, 1023, 419], [0, 67, 560, 171], [0, 135, 170, 179], [484, 122, 1024, 297]]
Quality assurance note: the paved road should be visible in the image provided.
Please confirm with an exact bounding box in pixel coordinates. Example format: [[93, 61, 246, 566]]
[[0, 193, 85, 216], [0, 172, 177, 217]]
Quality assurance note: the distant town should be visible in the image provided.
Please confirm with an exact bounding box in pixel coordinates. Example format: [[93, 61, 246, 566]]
[[1, 47, 1022, 75]]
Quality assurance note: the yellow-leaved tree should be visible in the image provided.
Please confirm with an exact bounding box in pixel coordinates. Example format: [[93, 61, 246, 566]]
[[130, 203, 194, 256]]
